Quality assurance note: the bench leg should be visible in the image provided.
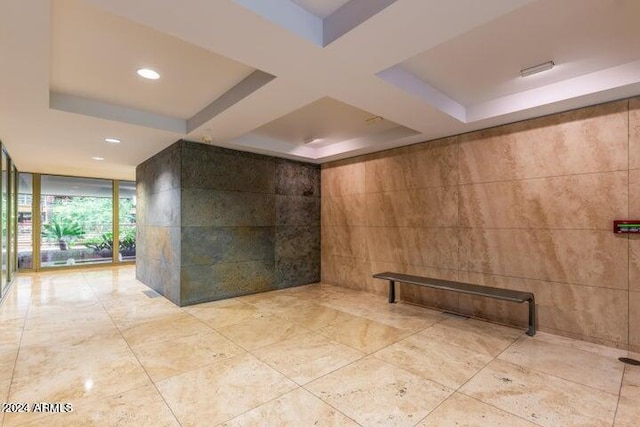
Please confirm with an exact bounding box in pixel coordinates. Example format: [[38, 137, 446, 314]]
[[388, 280, 396, 303], [527, 296, 536, 336]]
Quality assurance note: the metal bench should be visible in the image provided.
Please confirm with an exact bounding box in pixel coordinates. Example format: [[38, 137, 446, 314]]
[[372, 271, 536, 336]]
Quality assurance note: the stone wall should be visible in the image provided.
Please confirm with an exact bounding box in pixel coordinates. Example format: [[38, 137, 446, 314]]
[[137, 141, 320, 306], [322, 97, 640, 352]]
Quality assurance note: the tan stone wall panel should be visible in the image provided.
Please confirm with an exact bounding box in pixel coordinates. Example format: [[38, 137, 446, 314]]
[[321, 194, 366, 227], [321, 161, 365, 196], [364, 137, 458, 193], [459, 228, 628, 289], [365, 186, 458, 227], [630, 98, 640, 169], [459, 101, 628, 184], [459, 171, 628, 230], [458, 272, 628, 345]]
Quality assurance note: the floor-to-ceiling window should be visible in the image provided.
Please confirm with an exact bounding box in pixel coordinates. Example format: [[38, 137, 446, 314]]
[[14, 173, 135, 271], [1, 149, 8, 295], [118, 180, 136, 262], [40, 175, 114, 268], [0, 144, 18, 299], [17, 173, 33, 270]]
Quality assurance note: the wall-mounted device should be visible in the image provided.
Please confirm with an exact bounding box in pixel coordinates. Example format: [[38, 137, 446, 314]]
[[613, 220, 640, 234]]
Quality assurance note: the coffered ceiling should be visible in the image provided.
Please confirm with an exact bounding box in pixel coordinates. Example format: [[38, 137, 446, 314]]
[[1, 0, 639, 180]]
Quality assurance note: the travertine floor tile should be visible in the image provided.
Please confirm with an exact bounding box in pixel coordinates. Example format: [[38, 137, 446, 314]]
[[0, 378, 10, 426], [119, 312, 211, 348], [307, 356, 452, 427], [360, 303, 442, 331], [253, 332, 364, 385], [416, 317, 521, 357], [374, 334, 492, 389], [317, 317, 407, 353], [0, 347, 17, 381], [216, 314, 309, 351], [533, 331, 629, 358], [13, 329, 131, 380], [15, 384, 180, 427], [0, 318, 25, 348], [156, 353, 297, 426], [416, 392, 538, 426], [461, 359, 618, 427], [499, 336, 624, 394], [221, 388, 360, 426], [275, 303, 358, 330], [5, 357, 152, 426], [131, 330, 245, 381], [187, 300, 268, 329], [615, 366, 640, 427]]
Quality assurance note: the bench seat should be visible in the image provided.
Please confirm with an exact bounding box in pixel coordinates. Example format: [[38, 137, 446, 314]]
[[373, 271, 536, 336]]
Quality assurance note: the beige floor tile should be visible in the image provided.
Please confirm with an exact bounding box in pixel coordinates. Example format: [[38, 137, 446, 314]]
[[156, 353, 297, 426], [276, 303, 358, 330], [615, 368, 640, 427], [416, 317, 521, 357], [0, 378, 10, 427], [119, 312, 211, 347], [13, 329, 131, 380], [461, 359, 618, 427], [0, 318, 25, 348], [241, 293, 315, 315], [317, 317, 407, 354], [374, 334, 492, 389], [14, 384, 179, 427], [131, 330, 245, 381], [0, 347, 17, 381], [221, 388, 359, 426], [499, 336, 624, 394], [105, 297, 183, 327], [533, 331, 629, 358], [307, 356, 452, 427], [19, 320, 120, 348], [625, 364, 640, 385], [360, 303, 443, 331], [417, 392, 538, 426], [4, 356, 152, 427], [216, 314, 309, 351], [187, 300, 268, 329], [253, 332, 364, 385]]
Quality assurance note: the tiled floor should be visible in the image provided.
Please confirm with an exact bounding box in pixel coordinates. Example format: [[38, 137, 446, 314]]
[[0, 266, 639, 426]]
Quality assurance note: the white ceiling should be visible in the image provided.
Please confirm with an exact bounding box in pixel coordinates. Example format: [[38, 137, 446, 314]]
[[1, 0, 640, 181]]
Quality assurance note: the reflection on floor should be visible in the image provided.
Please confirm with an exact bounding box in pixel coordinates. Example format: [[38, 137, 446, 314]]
[[0, 266, 638, 426]]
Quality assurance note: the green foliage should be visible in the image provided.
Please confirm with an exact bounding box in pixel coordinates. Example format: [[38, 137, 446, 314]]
[[84, 228, 136, 255], [42, 217, 85, 250]]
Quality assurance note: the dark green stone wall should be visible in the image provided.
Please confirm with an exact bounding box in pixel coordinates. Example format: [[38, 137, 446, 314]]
[[136, 140, 320, 306]]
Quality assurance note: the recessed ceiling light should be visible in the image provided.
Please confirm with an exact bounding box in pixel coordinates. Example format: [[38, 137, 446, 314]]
[[137, 68, 160, 80], [104, 137, 121, 144], [304, 137, 323, 144], [92, 156, 104, 161], [520, 61, 555, 78]]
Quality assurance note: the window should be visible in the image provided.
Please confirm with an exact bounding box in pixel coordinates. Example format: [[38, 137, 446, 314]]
[[40, 175, 113, 268]]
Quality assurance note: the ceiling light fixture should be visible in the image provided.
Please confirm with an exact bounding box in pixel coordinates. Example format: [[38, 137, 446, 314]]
[[137, 68, 160, 80], [92, 156, 104, 161], [304, 137, 323, 144], [520, 61, 555, 78], [104, 137, 121, 144]]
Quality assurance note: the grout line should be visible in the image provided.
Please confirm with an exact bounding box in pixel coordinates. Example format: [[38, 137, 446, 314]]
[[612, 364, 627, 427]]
